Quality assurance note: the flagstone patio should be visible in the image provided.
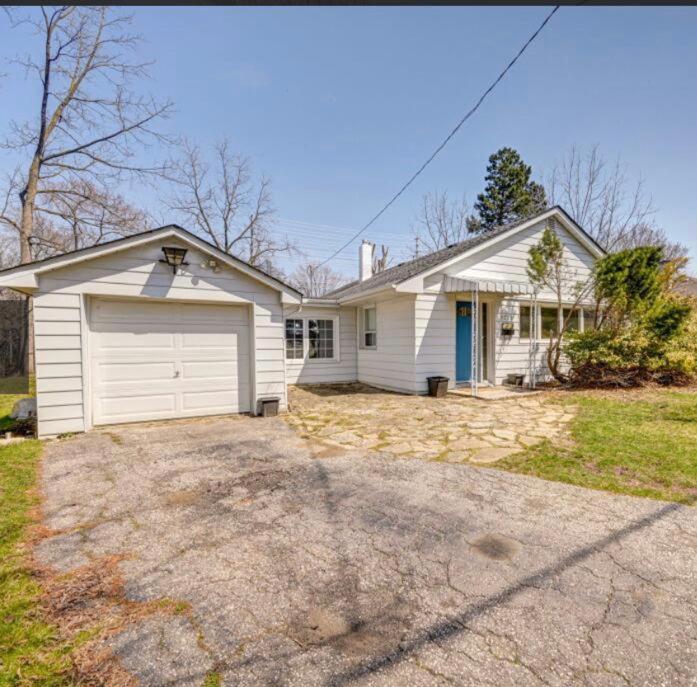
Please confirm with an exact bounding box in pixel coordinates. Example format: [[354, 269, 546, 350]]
[[286, 383, 576, 464]]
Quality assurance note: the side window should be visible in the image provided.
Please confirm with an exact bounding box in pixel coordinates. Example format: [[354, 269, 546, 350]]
[[285, 318, 303, 359], [519, 305, 531, 339], [308, 319, 334, 359], [363, 307, 377, 349], [540, 306, 559, 339]]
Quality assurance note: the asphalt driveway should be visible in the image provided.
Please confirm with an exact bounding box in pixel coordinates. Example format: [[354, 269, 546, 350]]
[[37, 416, 697, 686]]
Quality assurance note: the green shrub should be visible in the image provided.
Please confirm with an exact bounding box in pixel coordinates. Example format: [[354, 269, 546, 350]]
[[564, 298, 696, 387]]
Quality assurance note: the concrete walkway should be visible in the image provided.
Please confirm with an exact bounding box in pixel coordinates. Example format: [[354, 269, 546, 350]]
[[36, 415, 697, 686], [287, 384, 574, 464]]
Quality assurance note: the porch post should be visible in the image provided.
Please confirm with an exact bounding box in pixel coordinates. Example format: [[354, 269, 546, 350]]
[[471, 283, 479, 398]]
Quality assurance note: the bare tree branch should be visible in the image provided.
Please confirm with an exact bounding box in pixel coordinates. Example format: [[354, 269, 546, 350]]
[[546, 144, 687, 259], [288, 261, 347, 298], [412, 191, 477, 256], [166, 138, 294, 269]]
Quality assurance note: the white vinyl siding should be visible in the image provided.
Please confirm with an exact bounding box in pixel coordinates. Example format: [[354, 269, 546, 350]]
[[33, 238, 288, 436], [357, 295, 417, 393], [414, 292, 455, 394], [34, 292, 85, 437], [284, 307, 357, 385], [447, 218, 595, 301]]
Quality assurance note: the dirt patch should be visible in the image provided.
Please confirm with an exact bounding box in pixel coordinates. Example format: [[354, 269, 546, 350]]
[[36, 554, 199, 686], [471, 534, 520, 561]]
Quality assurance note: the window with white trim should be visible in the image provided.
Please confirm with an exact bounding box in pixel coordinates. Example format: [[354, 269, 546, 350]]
[[285, 318, 303, 359], [308, 319, 334, 359], [362, 307, 377, 349]]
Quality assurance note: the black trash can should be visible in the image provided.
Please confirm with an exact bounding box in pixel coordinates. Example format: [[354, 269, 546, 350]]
[[427, 376, 449, 398], [259, 397, 280, 417]]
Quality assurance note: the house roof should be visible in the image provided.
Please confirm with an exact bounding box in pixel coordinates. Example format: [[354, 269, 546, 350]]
[[324, 206, 603, 301], [0, 224, 302, 298]]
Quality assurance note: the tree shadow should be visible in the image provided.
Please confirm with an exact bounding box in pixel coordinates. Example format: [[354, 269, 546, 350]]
[[327, 499, 687, 686]]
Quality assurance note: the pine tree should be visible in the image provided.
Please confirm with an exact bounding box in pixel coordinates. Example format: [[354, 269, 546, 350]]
[[474, 147, 547, 230]]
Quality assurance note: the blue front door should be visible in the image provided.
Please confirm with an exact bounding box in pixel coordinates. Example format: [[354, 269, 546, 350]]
[[456, 301, 472, 382]]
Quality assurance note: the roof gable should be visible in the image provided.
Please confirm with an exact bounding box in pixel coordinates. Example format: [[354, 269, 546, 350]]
[[325, 207, 604, 301], [0, 225, 302, 300]]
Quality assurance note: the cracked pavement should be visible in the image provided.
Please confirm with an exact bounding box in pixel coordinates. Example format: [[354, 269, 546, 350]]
[[37, 415, 697, 686]]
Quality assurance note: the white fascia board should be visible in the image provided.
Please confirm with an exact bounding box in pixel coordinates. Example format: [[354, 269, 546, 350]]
[[336, 284, 395, 305], [301, 298, 341, 307], [0, 271, 38, 290]]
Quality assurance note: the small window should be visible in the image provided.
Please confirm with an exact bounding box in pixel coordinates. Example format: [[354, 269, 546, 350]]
[[308, 319, 334, 359], [285, 318, 303, 359], [562, 308, 580, 333], [520, 305, 532, 339], [363, 307, 377, 348], [540, 307, 559, 339], [583, 309, 596, 331]]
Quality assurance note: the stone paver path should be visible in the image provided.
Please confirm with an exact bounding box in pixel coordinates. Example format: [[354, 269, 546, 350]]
[[287, 384, 575, 464]]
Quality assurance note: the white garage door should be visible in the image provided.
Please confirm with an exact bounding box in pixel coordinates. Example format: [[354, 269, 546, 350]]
[[90, 298, 251, 425]]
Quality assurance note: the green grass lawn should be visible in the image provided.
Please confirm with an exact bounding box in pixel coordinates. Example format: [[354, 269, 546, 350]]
[[497, 389, 697, 504], [0, 378, 73, 684]]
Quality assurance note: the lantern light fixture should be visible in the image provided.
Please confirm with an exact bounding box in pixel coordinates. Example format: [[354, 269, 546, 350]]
[[159, 246, 189, 274]]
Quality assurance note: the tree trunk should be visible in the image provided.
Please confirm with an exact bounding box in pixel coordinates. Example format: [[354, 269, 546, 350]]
[[19, 159, 40, 376]]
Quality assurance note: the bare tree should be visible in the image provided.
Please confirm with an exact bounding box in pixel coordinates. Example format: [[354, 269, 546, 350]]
[[546, 145, 686, 258], [289, 261, 347, 298], [166, 139, 293, 269], [372, 244, 391, 273], [2, 7, 172, 262], [412, 191, 478, 256], [1, 6, 171, 372]]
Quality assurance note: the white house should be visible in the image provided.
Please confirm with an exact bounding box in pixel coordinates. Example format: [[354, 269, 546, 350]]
[[0, 206, 603, 437]]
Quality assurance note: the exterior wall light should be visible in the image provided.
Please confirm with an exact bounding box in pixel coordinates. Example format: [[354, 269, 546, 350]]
[[160, 246, 189, 274]]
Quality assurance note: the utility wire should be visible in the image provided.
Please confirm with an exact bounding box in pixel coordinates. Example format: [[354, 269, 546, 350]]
[[316, 5, 561, 268]]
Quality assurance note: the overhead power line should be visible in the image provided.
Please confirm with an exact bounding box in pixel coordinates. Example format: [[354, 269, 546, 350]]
[[316, 5, 561, 268]]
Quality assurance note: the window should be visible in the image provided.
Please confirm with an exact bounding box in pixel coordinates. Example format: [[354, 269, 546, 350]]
[[285, 318, 303, 359], [583, 309, 596, 331], [308, 319, 334, 359], [362, 307, 377, 348], [519, 305, 532, 339], [562, 308, 580, 333], [540, 307, 559, 339]]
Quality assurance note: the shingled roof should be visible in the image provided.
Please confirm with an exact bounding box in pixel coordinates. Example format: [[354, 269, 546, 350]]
[[323, 207, 578, 300]]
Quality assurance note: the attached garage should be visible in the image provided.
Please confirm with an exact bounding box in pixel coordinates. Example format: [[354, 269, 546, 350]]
[[0, 224, 301, 437], [89, 299, 251, 425]]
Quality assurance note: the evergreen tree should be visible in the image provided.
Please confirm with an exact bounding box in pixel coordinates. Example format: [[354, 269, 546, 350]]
[[474, 147, 547, 230]]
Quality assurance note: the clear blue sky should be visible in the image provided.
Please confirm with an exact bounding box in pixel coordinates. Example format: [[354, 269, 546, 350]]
[[2, 6, 696, 278]]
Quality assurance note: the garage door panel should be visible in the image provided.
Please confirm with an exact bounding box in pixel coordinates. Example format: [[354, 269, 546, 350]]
[[90, 298, 251, 425], [96, 331, 176, 350], [181, 359, 240, 379], [100, 393, 177, 420], [98, 361, 177, 383], [181, 331, 245, 348], [181, 389, 247, 411]]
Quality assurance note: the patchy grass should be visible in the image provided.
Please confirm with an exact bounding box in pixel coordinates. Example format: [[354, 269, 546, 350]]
[[203, 671, 222, 687], [0, 426, 73, 681], [497, 389, 697, 504]]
